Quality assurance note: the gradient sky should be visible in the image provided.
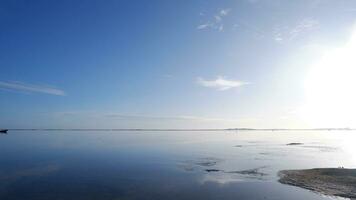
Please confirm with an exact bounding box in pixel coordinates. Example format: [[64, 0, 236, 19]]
[[1, 0, 356, 129]]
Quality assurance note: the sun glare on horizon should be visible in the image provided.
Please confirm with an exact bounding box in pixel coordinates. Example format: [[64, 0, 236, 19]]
[[301, 27, 356, 128]]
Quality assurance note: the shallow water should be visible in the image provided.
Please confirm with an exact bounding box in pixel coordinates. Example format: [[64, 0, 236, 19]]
[[0, 130, 355, 200]]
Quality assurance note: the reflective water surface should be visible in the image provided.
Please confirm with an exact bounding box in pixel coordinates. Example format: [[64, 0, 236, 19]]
[[0, 130, 355, 200]]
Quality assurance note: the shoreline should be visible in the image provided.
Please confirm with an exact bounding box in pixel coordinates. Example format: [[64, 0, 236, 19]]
[[278, 168, 356, 199]]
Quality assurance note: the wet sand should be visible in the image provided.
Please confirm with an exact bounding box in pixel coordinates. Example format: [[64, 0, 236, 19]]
[[279, 168, 356, 199]]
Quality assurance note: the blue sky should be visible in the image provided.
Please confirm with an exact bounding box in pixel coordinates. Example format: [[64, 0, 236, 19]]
[[1, 0, 356, 129]]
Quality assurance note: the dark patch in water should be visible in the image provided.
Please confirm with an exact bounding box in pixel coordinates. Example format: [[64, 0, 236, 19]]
[[195, 157, 222, 167], [205, 169, 221, 172], [182, 158, 268, 180], [259, 152, 271, 155], [227, 167, 268, 177], [254, 157, 272, 161], [204, 166, 269, 179], [178, 157, 223, 172], [286, 143, 303, 146], [258, 151, 286, 157], [178, 164, 196, 172], [302, 145, 339, 152]]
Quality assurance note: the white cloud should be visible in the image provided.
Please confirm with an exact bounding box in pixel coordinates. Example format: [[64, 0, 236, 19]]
[[46, 111, 253, 129], [56, 111, 242, 123], [197, 8, 230, 32], [274, 36, 283, 41], [105, 113, 241, 122], [197, 23, 213, 30], [344, 8, 356, 13], [0, 81, 66, 96], [219, 9, 230, 16], [215, 15, 222, 22], [218, 25, 224, 32], [233, 20, 266, 39], [273, 18, 319, 42], [290, 19, 319, 40], [161, 74, 174, 78], [197, 76, 248, 91]]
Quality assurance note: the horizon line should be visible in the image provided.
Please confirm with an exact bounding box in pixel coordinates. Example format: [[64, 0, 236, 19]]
[[4, 127, 354, 132]]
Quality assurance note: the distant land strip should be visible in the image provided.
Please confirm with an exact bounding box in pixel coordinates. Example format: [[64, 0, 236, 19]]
[[5, 128, 354, 132]]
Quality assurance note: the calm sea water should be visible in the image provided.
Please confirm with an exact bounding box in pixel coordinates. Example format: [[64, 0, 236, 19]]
[[0, 130, 355, 200]]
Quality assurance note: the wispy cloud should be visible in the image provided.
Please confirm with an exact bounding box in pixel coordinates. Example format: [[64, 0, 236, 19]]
[[273, 18, 319, 42], [290, 19, 319, 39], [344, 8, 356, 13], [219, 9, 230, 16], [105, 113, 243, 123], [197, 76, 248, 91], [54, 111, 242, 123], [47, 111, 259, 129], [197, 8, 231, 32], [233, 20, 266, 39], [0, 81, 65, 96], [159, 74, 174, 79]]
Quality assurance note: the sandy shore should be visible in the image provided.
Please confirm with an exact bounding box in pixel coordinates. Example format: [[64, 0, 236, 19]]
[[279, 168, 356, 199]]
